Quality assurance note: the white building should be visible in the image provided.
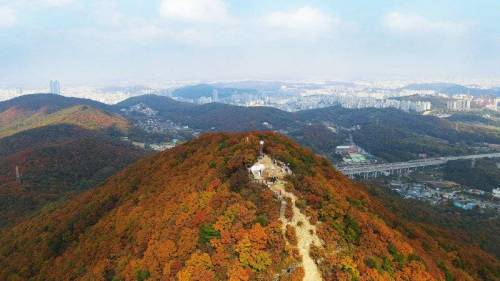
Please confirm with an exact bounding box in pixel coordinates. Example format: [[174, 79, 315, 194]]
[[493, 188, 500, 199], [447, 97, 471, 111], [250, 163, 265, 180], [487, 98, 500, 111]]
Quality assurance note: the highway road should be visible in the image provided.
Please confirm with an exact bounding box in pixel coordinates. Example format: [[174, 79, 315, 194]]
[[338, 152, 500, 178]]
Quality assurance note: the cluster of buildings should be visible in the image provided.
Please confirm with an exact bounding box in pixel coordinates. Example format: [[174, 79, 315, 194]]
[[281, 95, 432, 113], [149, 141, 177, 151], [121, 136, 180, 152], [447, 95, 472, 111], [168, 83, 500, 115], [1, 81, 499, 114], [388, 180, 500, 213], [120, 102, 158, 117], [446, 94, 500, 112], [183, 90, 221, 104], [120, 103, 199, 150], [132, 117, 191, 135], [335, 142, 377, 166], [483, 98, 500, 111], [398, 100, 432, 112], [189, 91, 433, 113], [120, 103, 192, 134]]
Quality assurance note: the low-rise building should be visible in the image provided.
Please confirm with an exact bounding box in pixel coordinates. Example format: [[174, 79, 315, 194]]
[[493, 188, 500, 199]]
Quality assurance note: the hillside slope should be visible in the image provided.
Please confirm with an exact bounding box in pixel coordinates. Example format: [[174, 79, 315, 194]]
[[0, 124, 145, 227], [0, 104, 129, 139], [0, 132, 498, 281], [116, 95, 298, 131]]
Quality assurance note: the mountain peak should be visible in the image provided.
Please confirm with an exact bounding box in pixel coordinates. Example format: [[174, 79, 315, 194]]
[[0, 132, 497, 280]]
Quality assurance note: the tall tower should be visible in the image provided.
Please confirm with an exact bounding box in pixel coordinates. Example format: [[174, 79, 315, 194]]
[[15, 165, 21, 182], [50, 80, 61, 95], [259, 140, 264, 156], [212, 89, 219, 102]]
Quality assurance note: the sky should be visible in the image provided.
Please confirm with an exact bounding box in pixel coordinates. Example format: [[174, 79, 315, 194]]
[[0, 0, 499, 87]]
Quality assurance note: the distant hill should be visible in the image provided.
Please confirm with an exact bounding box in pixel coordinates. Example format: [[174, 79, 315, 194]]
[[213, 80, 285, 91], [393, 94, 449, 109], [0, 94, 129, 139], [0, 124, 145, 228], [169, 103, 296, 131], [0, 132, 497, 280], [115, 94, 195, 114], [0, 93, 112, 113], [404, 83, 500, 97], [116, 95, 298, 131], [297, 106, 500, 161]]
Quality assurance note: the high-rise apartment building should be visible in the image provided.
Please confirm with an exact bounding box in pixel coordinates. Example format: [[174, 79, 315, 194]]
[[49, 80, 61, 94]]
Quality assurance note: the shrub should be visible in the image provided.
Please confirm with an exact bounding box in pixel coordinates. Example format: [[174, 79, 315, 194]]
[[382, 256, 393, 274], [347, 197, 364, 209], [364, 257, 381, 271], [438, 261, 454, 281], [254, 214, 268, 226], [408, 253, 423, 263], [295, 199, 307, 210], [387, 242, 405, 268], [135, 269, 150, 281], [340, 257, 360, 281], [47, 234, 64, 255], [198, 224, 220, 244], [229, 168, 249, 192], [344, 216, 361, 244]]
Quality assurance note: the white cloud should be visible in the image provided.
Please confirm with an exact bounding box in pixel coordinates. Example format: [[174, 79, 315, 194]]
[[41, 0, 74, 7], [263, 6, 338, 34], [383, 12, 470, 35], [85, 2, 219, 47], [0, 7, 16, 28], [159, 0, 229, 23]]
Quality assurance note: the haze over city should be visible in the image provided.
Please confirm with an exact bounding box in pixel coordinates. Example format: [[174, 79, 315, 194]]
[[1, 0, 500, 87]]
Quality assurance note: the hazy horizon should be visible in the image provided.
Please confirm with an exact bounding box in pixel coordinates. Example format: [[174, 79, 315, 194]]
[[1, 0, 499, 87]]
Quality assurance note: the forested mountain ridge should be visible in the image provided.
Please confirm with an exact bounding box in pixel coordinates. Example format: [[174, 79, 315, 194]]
[[115, 94, 195, 113], [0, 124, 145, 228], [0, 132, 497, 280], [297, 106, 500, 161], [116, 94, 298, 131], [117, 94, 500, 161], [0, 94, 129, 139], [3, 93, 498, 162]]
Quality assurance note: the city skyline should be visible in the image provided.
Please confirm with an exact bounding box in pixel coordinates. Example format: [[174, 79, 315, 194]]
[[0, 0, 499, 86]]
